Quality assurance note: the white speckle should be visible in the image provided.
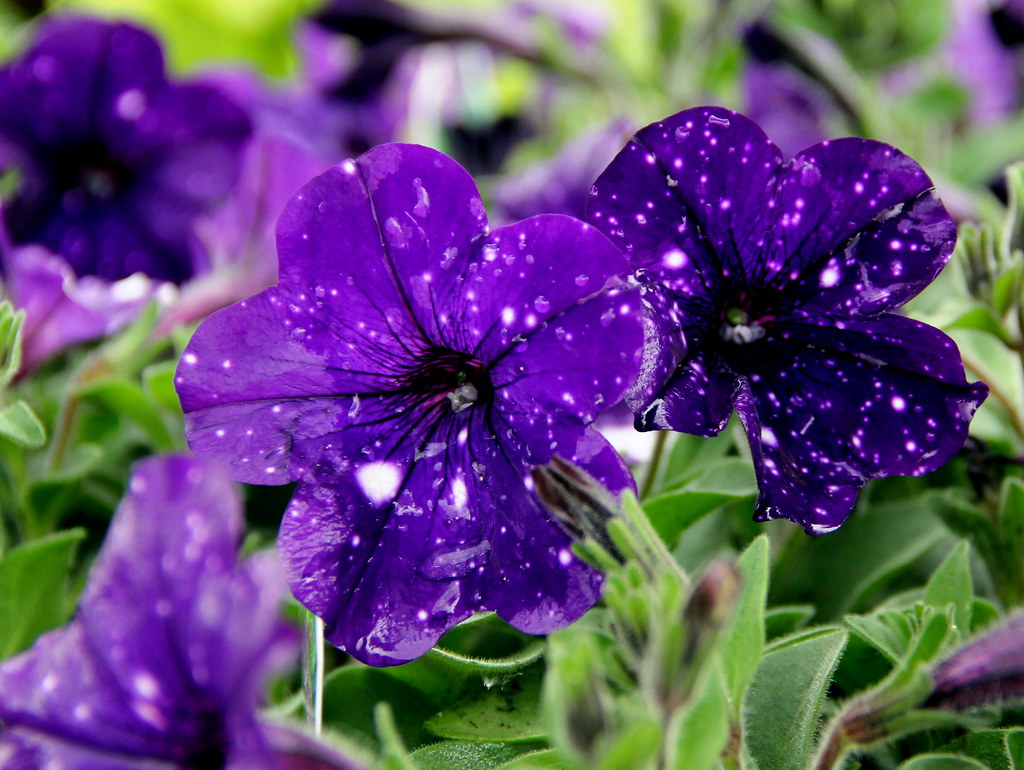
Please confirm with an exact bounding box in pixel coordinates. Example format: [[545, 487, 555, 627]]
[[501, 307, 516, 325], [356, 462, 402, 504], [891, 396, 907, 412], [663, 249, 687, 269], [452, 477, 469, 509], [819, 266, 840, 288], [558, 548, 573, 567], [760, 426, 779, 448], [133, 671, 160, 699], [115, 89, 146, 120], [183, 353, 198, 365]]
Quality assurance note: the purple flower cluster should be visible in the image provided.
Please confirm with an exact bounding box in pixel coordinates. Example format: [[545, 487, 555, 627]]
[[0, 457, 362, 769], [588, 106, 986, 532], [175, 143, 643, 665], [170, 102, 986, 665]]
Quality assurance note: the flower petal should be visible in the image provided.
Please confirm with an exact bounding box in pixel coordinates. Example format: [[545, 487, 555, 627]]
[[278, 410, 608, 666], [767, 139, 955, 315], [276, 144, 487, 343], [735, 316, 986, 532], [633, 349, 736, 435], [587, 106, 782, 304], [177, 284, 418, 484], [0, 457, 296, 765], [456, 214, 635, 361]]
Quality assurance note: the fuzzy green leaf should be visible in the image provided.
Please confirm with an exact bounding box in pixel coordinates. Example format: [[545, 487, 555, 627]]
[[745, 629, 848, 770], [924, 541, 973, 632], [720, 535, 769, 713]]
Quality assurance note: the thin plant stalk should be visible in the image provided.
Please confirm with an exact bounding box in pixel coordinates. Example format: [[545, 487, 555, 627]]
[[303, 611, 325, 736]]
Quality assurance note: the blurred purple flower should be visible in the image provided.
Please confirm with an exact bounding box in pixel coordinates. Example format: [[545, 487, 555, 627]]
[[0, 456, 351, 769], [945, 0, 1020, 125], [741, 25, 834, 159], [158, 69, 338, 333], [927, 614, 1024, 710], [0, 16, 250, 284], [1, 243, 168, 371], [588, 106, 987, 533], [175, 143, 643, 665], [493, 119, 631, 224]]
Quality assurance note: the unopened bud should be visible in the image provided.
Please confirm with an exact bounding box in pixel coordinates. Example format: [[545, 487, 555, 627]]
[[926, 613, 1024, 711], [533, 456, 626, 563]]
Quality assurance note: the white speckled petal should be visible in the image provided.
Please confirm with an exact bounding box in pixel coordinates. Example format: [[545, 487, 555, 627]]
[[767, 138, 956, 314], [736, 316, 987, 532]]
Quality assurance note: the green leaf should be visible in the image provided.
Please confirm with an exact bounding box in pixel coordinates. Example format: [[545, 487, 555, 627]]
[[0, 301, 25, 387], [497, 749, 569, 768], [669, 659, 730, 770], [993, 259, 1023, 318], [896, 755, 989, 770], [426, 665, 547, 743], [937, 728, 1024, 770], [845, 610, 915, 663], [410, 740, 547, 770], [720, 535, 768, 714], [321, 666, 442, 751], [924, 541, 973, 632], [0, 400, 46, 448], [0, 529, 85, 659], [946, 306, 1013, 345], [745, 629, 848, 770], [771, 493, 949, 619], [765, 605, 815, 640], [596, 717, 662, 770], [659, 430, 735, 491], [644, 458, 757, 544], [75, 378, 175, 451], [142, 359, 183, 413]]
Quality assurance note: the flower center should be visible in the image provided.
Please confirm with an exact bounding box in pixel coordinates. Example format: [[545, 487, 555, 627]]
[[719, 307, 766, 345], [401, 346, 493, 413], [52, 142, 133, 202]]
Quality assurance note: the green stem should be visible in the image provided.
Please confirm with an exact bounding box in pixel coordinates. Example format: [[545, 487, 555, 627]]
[[640, 431, 669, 500]]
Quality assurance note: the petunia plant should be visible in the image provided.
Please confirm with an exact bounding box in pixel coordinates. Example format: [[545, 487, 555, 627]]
[[3, 3, 1024, 769]]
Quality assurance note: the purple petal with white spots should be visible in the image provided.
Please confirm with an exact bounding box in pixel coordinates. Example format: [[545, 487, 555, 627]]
[[0, 456, 299, 768], [634, 349, 736, 435], [733, 316, 986, 532], [766, 139, 955, 313], [588, 106, 780, 300], [278, 415, 606, 666]]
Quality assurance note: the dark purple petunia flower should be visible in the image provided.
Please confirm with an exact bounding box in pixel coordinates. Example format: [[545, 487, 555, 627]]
[[0, 16, 250, 284], [174, 143, 643, 665], [587, 106, 987, 533], [0, 455, 354, 769]]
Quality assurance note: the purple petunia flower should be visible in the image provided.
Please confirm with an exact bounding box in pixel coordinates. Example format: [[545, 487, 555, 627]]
[[2, 242, 168, 372], [0, 16, 250, 284], [174, 143, 643, 665], [0, 456, 361, 769], [587, 106, 988, 533]]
